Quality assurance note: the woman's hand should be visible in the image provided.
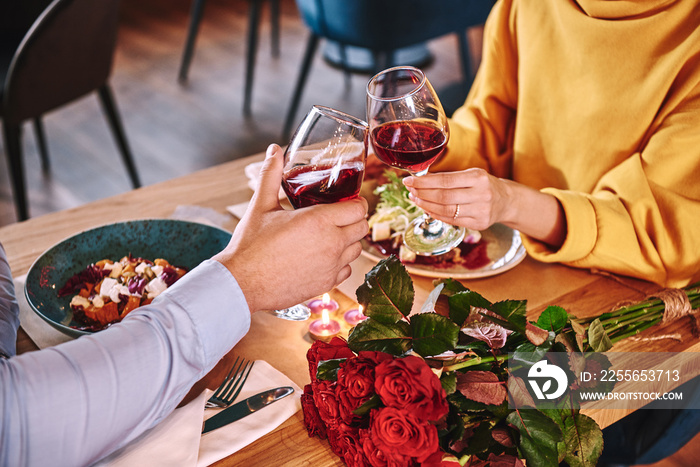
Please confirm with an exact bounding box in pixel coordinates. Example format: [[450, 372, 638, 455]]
[[403, 168, 567, 248], [403, 168, 512, 231]]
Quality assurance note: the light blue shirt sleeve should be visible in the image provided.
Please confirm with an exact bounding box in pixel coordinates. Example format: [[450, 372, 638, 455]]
[[0, 259, 251, 466], [0, 244, 20, 358]]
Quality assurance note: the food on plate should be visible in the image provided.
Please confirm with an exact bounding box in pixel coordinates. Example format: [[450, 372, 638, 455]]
[[58, 255, 187, 331], [367, 171, 490, 269]]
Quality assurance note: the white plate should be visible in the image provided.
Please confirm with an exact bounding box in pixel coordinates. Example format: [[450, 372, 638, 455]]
[[360, 223, 527, 279]]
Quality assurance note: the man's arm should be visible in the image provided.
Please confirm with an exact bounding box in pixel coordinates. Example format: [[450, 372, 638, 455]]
[[0, 244, 19, 359], [0, 143, 368, 466]]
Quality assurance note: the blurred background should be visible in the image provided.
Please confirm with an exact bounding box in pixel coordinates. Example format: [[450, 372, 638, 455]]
[[0, 0, 483, 226]]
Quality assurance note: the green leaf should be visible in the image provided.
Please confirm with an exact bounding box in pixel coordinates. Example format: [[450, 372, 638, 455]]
[[456, 370, 507, 406], [411, 313, 460, 357], [316, 358, 344, 381], [570, 319, 588, 352], [454, 339, 492, 353], [441, 371, 457, 395], [587, 319, 613, 352], [507, 409, 563, 466], [440, 411, 466, 447], [554, 332, 578, 354], [353, 394, 382, 417], [420, 283, 444, 314], [347, 318, 411, 355], [512, 336, 555, 368], [435, 278, 470, 297], [507, 375, 537, 409], [449, 290, 493, 327], [525, 323, 552, 346], [536, 306, 569, 333], [563, 412, 603, 467], [490, 300, 528, 333], [447, 392, 507, 415], [570, 319, 586, 336], [545, 405, 603, 467], [356, 256, 414, 324], [448, 392, 491, 412], [463, 421, 496, 455]]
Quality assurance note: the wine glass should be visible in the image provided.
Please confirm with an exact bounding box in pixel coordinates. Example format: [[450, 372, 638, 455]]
[[271, 105, 368, 320], [366, 66, 465, 256]]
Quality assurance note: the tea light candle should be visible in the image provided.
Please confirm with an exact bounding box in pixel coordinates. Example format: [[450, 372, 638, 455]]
[[309, 309, 341, 342], [344, 305, 368, 326], [308, 293, 339, 316]]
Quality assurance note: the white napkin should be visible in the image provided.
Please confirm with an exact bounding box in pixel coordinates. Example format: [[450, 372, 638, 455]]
[[197, 360, 302, 466], [242, 160, 287, 199], [96, 360, 301, 467], [94, 390, 208, 467], [16, 274, 72, 349], [225, 160, 291, 220], [170, 205, 230, 228], [226, 202, 251, 220]]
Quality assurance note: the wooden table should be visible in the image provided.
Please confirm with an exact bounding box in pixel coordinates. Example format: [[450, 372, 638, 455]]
[[2, 152, 699, 466]]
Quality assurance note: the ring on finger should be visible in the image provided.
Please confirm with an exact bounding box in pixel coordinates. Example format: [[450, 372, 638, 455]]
[[453, 204, 460, 220]]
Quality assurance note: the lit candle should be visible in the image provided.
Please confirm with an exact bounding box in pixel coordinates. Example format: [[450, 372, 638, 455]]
[[307, 293, 339, 316], [344, 304, 368, 326], [309, 309, 341, 342]]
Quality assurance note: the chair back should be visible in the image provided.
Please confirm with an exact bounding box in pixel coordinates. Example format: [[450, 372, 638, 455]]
[[2, 0, 121, 122], [295, 0, 495, 52]]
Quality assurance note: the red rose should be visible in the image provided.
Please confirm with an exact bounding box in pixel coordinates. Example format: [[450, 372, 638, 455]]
[[371, 407, 440, 463], [312, 380, 340, 427], [336, 351, 393, 424], [327, 426, 344, 457], [360, 429, 412, 467], [344, 443, 371, 467], [327, 422, 360, 458], [307, 337, 355, 383], [334, 423, 371, 467], [300, 384, 327, 439], [374, 355, 449, 422]]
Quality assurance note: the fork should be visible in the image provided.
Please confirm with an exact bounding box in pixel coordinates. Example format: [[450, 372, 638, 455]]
[[205, 357, 254, 409]]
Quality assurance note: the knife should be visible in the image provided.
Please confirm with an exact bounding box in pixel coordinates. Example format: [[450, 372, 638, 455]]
[[202, 386, 294, 434]]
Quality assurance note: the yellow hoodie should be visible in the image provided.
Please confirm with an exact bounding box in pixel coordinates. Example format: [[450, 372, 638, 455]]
[[434, 0, 700, 287]]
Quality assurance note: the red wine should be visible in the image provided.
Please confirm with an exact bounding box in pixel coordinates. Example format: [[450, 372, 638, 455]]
[[371, 121, 447, 173], [282, 162, 364, 208]]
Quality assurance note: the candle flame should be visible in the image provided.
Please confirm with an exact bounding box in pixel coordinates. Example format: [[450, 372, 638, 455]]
[[322, 309, 330, 325], [322, 293, 331, 305]]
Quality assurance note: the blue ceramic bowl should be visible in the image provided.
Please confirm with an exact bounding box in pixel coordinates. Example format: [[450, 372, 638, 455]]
[[25, 219, 232, 338]]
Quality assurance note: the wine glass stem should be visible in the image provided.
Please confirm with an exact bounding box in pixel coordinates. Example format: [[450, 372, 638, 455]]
[[421, 213, 444, 236], [411, 171, 443, 234]]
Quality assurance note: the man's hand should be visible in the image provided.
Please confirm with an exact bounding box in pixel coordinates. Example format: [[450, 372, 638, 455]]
[[214, 144, 369, 313]]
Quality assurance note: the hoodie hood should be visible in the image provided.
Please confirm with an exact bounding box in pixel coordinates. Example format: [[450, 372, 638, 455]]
[[576, 0, 677, 19]]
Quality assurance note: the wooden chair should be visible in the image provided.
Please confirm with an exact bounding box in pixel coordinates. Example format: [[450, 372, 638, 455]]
[[178, 0, 280, 116], [0, 0, 140, 221], [282, 0, 496, 140]]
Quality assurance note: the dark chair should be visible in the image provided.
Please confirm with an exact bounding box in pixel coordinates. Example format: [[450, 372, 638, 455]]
[[282, 0, 496, 140], [0, 0, 140, 222], [178, 0, 280, 116]]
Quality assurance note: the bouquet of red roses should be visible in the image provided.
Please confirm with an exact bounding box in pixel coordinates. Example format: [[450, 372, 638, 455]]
[[303, 256, 700, 465], [301, 256, 615, 467], [302, 338, 459, 466]]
